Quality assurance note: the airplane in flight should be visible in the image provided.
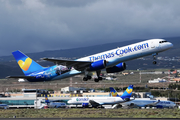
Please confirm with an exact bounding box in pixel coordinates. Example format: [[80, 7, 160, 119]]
[[67, 85, 133, 108], [7, 39, 173, 82], [110, 87, 176, 109]]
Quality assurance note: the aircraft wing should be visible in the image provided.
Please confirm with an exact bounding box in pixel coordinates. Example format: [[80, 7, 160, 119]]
[[89, 100, 102, 107], [6, 76, 36, 79], [145, 100, 160, 107], [42, 58, 92, 71]]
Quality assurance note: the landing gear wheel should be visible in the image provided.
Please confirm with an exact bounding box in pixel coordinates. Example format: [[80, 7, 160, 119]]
[[153, 61, 157, 64], [152, 53, 157, 65], [94, 79, 99, 82]]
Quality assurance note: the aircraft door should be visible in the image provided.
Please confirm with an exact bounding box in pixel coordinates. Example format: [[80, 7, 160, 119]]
[[150, 41, 155, 49], [158, 41, 162, 50]]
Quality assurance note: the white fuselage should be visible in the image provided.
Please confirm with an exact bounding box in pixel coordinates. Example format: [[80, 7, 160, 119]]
[[48, 102, 66, 108], [77, 39, 173, 67], [121, 98, 176, 108], [68, 97, 124, 105]]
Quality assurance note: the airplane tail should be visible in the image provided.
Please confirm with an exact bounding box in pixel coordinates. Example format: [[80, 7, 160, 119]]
[[120, 85, 133, 100], [12, 50, 44, 76], [45, 95, 50, 104], [109, 87, 120, 97]]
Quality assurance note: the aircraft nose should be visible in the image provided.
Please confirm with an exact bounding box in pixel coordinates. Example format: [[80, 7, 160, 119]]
[[67, 100, 71, 104], [169, 42, 173, 48]]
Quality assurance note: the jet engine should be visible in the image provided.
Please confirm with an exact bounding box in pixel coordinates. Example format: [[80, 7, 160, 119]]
[[129, 103, 135, 107], [89, 60, 106, 71], [82, 103, 89, 108], [106, 62, 126, 73]]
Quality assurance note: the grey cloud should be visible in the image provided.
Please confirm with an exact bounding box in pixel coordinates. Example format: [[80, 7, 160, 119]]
[[42, 0, 98, 7], [0, 0, 180, 56]]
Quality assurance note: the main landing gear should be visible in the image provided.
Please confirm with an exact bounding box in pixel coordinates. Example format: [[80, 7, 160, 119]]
[[83, 75, 92, 81], [94, 77, 102, 82], [152, 53, 158, 65], [94, 70, 102, 82], [83, 70, 103, 82], [83, 75, 102, 82]]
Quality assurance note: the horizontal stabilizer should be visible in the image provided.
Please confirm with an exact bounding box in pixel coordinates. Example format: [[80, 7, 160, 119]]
[[6, 76, 36, 79]]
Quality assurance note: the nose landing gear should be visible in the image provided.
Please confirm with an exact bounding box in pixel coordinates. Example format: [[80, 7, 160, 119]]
[[152, 53, 158, 64], [153, 61, 157, 65]]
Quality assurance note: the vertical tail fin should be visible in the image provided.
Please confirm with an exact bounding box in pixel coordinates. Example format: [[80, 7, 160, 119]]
[[120, 85, 133, 100], [12, 50, 44, 76], [109, 87, 120, 97], [45, 95, 50, 104]]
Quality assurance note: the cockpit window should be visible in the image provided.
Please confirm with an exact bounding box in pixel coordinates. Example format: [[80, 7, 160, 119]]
[[159, 41, 167, 43]]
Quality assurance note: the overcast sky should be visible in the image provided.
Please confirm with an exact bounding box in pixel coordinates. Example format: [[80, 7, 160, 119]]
[[0, 0, 180, 56]]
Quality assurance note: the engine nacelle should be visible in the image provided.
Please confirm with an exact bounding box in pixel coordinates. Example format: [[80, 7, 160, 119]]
[[106, 62, 126, 73], [82, 103, 89, 108], [129, 103, 134, 106], [89, 60, 106, 71]]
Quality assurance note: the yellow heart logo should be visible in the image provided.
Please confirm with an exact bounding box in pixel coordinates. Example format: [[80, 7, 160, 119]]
[[111, 92, 117, 97], [126, 89, 132, 94], [18, 58, 32, 71]]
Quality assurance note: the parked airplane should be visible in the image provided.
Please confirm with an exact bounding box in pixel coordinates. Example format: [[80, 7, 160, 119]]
[[0, 104, 9, 109], [110, 87, 176, 109], [67, 85, 133, 108], [7, 39, 173, 82], [45, 95, 67, 108], [121, 98, 176, 109]]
